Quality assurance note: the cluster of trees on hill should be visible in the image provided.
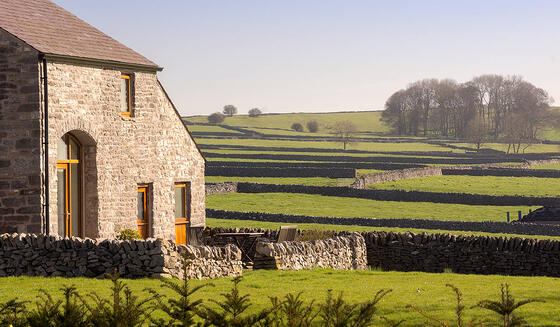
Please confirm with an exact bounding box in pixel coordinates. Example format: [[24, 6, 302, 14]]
[[382, 75, 558, 152]]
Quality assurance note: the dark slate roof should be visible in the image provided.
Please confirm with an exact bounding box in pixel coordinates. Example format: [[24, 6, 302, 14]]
[[0, 0, 160, 69]]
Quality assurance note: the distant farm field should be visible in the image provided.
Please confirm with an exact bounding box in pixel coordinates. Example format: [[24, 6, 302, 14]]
[[206, 193, 536, 222], [368, 175, 560, 197], [206, 176, 356, 186], [185, 111, 390, 132]]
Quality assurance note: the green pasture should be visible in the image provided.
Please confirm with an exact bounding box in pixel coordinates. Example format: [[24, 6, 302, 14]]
[[452, 142, 560, 154], [206, 193, 537, 222], [185, 124, 243, 134], [1, 270, 558, 326], [184, 111, 390, 133], [368, 175, 560, 197], [205, 176, 356, 187], [204, 149, 457, 160], [206, 218, 560, 241], [197, 138, 461, 152], [531, 162, 560, 170]]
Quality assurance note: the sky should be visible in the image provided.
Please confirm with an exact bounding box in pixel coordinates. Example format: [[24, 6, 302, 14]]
[[53, 0, 560, 116]]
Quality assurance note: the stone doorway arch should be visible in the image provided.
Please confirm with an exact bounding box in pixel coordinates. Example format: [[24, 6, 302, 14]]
[[55, 130, 98, 238]]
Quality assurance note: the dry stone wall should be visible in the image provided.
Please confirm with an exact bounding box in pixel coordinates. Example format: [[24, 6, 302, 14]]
[[206, 166, 356, 178], [206, 208, 560, 237], [362, 231, 560, 277], [0, 233, 242, 279], [351, 167, 442, 188], [254, 233, 367, 271], [234, 182, 560, 206]]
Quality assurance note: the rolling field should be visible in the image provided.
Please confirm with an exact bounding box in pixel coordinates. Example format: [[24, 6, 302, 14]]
[[185, 110, 560, 236], [368, 175, 560, 197], [206, 218, 560, 241], [185, 111, 390, 132], [1, 270, 559, 326], [206, 193, 536, 222], [206, 176, 356, 186]]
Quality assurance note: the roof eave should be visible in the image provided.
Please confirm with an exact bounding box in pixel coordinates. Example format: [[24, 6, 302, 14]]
[[43, 53, 163, 72]]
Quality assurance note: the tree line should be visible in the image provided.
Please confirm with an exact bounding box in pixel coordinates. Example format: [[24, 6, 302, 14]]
[[382, 75, 558, 153]]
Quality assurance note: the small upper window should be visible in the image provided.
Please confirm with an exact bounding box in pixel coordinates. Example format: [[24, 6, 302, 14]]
[[120, 74, 132, 117]]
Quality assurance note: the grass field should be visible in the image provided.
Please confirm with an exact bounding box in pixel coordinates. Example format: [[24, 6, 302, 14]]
[[185, 124, 243, 133], [197, 138, 461, 152], [0, 270, 558, 326], [368, 175, 560, 197], [531, 163, 560, 170], [206, 218, 560, 241], [205, 176, 356, 186], [206, 193, 536, 222], [452, 142, 560, 154], [185, 111, 390, 133]]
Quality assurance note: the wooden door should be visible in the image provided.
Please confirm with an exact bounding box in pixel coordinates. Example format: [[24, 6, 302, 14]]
[[137, 185, 149, 239]]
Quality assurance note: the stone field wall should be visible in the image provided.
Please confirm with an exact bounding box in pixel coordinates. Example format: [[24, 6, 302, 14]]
[[0, 233, 242, 279], [207, 160, 425, 170], [234, 182, 560, 206], [442, 168, 560, 178], [254, 233, 367, 271], [362, 231, 560, 277], [206, 182, 239, 195], [351, 167, 442, 188], [206, 208, 560, 237], [206, 166, 356, 178]]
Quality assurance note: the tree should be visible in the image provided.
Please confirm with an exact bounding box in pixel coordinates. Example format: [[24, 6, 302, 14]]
[[207, 112, 225, 124], [465, 113, 488, 150], [306, 120, 319, 133], [248, 108, 262, 117], [222, 105, 237, 117], [331, 120, 357, 150], [291, 123, 304, 132]]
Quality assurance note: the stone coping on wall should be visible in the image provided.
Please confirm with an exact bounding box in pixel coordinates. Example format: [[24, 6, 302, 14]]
[[254, 233, 367, 271], [0, 233, 242, 279], [206, 208, 560, 237]]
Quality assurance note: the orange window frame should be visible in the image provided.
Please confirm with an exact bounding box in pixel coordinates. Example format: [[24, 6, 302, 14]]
[[121, 74, 132, 117], [56, 133, 82, 238], [174, 183, 191, 222], [137, 184, 149, 239]]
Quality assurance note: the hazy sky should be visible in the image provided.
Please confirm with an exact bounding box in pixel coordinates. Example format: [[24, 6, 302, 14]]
[[53, 0, 559, 116]]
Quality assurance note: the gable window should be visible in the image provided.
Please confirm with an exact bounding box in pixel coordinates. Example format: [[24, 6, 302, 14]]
[[120, 74, 133, 117], [174, 182, 191, 245]]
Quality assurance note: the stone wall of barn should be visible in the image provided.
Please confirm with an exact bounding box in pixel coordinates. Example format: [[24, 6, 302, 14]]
[[44, 60, 205, 239], [0, 29, 42, 234]]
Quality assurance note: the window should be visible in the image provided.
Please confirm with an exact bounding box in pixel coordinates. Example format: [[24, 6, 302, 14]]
[[174, 183, 191, 219], [137, 184, 150, 239], [120, 74, 133, 117], [174, 182, 191, 245]]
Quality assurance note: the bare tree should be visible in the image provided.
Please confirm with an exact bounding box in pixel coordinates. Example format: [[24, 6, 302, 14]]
[[331, 120, 358, 150], [465, 113, 488, 150], [222, 105, 237, 117]]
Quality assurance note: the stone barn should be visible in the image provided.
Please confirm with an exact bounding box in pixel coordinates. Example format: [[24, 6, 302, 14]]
[[0, 0, 206, 244]]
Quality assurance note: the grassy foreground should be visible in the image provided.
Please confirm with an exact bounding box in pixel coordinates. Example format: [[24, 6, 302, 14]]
[[206, 193, 537, 222], [0, 270, 558, 326], [368, 175, 560, 197]]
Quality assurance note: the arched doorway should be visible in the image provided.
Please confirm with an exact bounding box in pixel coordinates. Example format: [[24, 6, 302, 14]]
[[57, 133, 82, 237]]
